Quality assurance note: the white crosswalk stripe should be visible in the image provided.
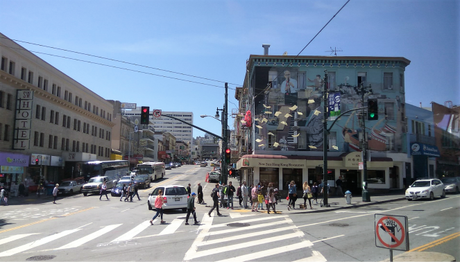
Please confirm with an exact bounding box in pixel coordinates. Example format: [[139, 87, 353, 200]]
[[111, 220, 151, 242], [0, 233, 39, 245], [56, 224, 122, 250]]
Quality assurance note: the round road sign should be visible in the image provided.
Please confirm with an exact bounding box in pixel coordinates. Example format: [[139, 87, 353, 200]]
[[376, 216, 405, 249], [153, 109, 162, 118]]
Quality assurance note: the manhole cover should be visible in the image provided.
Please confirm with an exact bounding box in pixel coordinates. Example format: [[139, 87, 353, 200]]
[[227, 223, 250, 227], [26, 255, 56, 261], [329, 223, 349, 227]]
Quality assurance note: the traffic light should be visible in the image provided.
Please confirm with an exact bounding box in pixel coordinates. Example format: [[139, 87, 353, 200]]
[[229, 169, 233, 176], [367, 99, 378, 120], [140, 106, 150, 124], [35, 158, 39, 165], [225, 148, 231, 164]]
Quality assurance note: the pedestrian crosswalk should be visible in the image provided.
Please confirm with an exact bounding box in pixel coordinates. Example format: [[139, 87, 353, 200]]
[[183, 214, 326, 262]]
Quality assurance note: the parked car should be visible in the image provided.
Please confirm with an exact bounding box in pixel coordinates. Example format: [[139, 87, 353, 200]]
[[81, 176, 115, 196], [147, 185, 188, 212], [208, 171, 220, 183], [441, 177, 460, 194], [58, 180, 82, 195], [165, 163, 172, 170], [200, 162, 207, 167], [405, 178, 446, 200], [134, 174, 150, 189]]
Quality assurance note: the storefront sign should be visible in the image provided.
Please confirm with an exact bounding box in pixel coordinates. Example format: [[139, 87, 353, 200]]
[[344, 152, 362, 167], [50, 156, 63, 166], [31, 154, 51, 165], [13, 90, 34, 149], [0, 152, 29, 166], [410, 143, 440, 157], [239, 157, 305, 169], [1, 166, 24, 173]]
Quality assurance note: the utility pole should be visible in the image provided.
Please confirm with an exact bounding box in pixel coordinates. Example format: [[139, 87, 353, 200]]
[[322, 71, 330, 207], [222, 82, 229, 184]]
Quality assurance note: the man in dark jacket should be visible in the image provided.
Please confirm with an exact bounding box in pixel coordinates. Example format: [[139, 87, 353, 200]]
[[186, 183, 191, 197], [185, 192, 199, 225], [197, 183, 203, 204], [227, 181, 236, 209], [208, 183, 222, 217]]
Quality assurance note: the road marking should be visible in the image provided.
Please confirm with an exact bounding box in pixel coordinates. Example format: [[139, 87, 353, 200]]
[[228, 212, 256, 218], [207, 219, 290, 236], [440, 207, 453, 212], [0, 233, 39, 245], [216, 239, 313, 262], [0, 229, 80, 257], [159, 217, 183, 235], [311, 234, 345, 243], [408, 216, 419, 220], [111, 221, 151, 242], [183, 214, 213, 261], [56, 224, 122, 250], [408, 231, 460, 252], [291, 250, 327, 262], [211, 214, 287, 228]]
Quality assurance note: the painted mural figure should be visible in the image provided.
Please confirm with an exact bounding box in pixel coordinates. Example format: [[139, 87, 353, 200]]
[[295, 97, 323, 149], [281, 70, 297, 105], [308, 75, 323, 91]]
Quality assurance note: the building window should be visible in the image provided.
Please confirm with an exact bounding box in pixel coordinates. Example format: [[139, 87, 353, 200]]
[[54, 136, 58, 149], [72, 140, 76, 152], [61, 138, 65, 150], [57, 86, 61, 97], [34, 131, 39, 146], [8, 61, 15, 75], [55, 112, 59, 125], [76, 141, 80, 152], [67, 116, 70, 128], [383, 72, 393, 90], [52, 84, 56, 95], [79, 98, 82, 107], [75, 96, 79, 106], [50, 110, 54, 123], [367, 170, 386, 184], [43, 79, 48, 91], [36, 105, 41, 119], [41, 106, 46, 121], [77, 120, 81, 131], [49, 134, 53, 148], [74, 119, 77, 130], [21, 67, 27, 80], [358, 72, 367, 87], [66, 138, 69, 151], [64, 90, 68, 101], [28, 71, 34, 84], [62, 114, 67, 127], [328, 71, 336, 91], [384, 102, 395, 120], [1, 57, 7, 71], [38, 76, 43, 88], [6, 94, 12, 110], [3, 125, 9, 141], [428, 124, 432, 137], [0, 123, 2, 140], [39, 132, 44, 147], [0, 91, 3, 108], [68, 92, 72, 103], [84, 101, 88, 110]]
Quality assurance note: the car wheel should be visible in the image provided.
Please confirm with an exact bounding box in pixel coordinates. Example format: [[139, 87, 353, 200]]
[[83, 192, 87, 196], [182, 208, 187, 213], [148, 201, 152, 210], [456, 187, 459, 194], [69, 189, 73, 194], [407, 198, 412, 201], [441, 190, 446, 198], [429, 192, 434, 200]]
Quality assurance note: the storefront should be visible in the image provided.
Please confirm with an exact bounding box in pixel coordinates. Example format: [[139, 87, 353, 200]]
[[410, 142, 439, 179], [236, 152, 396, 195], [0, 152, 30, 192]]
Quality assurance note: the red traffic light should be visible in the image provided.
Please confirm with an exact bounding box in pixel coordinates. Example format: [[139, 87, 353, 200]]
[[35, 158, 39, 165], [142, 108, 148, 113], [225, 148, 231, 154]]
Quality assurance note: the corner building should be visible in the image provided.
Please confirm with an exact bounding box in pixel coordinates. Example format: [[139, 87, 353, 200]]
[[0, 33, 113, 188], [235, 54, 411, 195]]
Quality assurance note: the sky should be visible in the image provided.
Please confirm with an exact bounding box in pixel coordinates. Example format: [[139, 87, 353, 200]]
[[1, 0, 459, 138]]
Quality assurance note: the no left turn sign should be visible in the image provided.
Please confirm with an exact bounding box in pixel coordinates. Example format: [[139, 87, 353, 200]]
[[153, 109, 162, 118], [374, 214, 409, 251]]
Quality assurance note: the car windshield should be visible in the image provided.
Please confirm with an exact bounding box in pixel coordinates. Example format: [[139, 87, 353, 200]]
[[60, 181, 72, 187], [165, 187, 187, 195], [441, 178, 457, 183], [136, 175, 149, 180], [115, 182, 128, 188], [120, 176, 132, 180], [411, 181, 430, 187], [88, 177, 104, 183]]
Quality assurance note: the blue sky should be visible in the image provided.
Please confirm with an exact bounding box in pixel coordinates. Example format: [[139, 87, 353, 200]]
[[1, 0, 458, 138]]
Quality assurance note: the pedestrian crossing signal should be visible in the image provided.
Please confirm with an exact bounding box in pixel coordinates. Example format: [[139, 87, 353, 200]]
[[141, 106, 150, 124]]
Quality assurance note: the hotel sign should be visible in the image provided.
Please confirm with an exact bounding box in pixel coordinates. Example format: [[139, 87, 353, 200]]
[[13, 90, 34, 150]]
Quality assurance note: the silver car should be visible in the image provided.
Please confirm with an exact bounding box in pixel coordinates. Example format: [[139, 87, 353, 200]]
[[441, 177, 460, 194]]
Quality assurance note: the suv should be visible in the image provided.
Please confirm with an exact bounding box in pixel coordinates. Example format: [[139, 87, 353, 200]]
[[81, 176, 114, 196], [147, 185, 188, 212]]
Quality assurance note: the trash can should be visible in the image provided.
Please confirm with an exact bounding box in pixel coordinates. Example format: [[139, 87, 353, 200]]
[[345, 190, 352, 204]]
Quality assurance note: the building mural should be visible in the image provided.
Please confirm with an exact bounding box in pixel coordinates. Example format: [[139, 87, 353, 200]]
[[250, 58, 408, 154]]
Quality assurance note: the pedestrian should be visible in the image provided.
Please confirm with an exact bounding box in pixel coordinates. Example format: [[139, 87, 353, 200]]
[[18, 183, 25, 197], [197, 183, 203, 204], [149, 189, 166, 225], [287, 180, 297, 210], [37, 179, 44, 197], [312, 182, 319, 204], [336, 176, 344, 197], [208, 183, 222, 217], [186, 183, 191, 197], [241, 181, 249, 209], [53, 183, 59, 204], [220, 182, 226, 208], [120, 183, 126, 201], [227, 181, 235, 209], [133, 183, 141, 201], [267, 188, 277, 214], [251, 184, 258, 212], [257, 189, 264, 210], [236, 184, 242, 207], [185, 192, 199, 225], [124, 183, 132, 202], [99, 181, 109, 200], [302, 181, 313, 209], [0, 186, 5, 205]]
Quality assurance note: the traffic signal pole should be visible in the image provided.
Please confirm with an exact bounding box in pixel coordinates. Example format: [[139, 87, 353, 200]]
[[222, 82, 229, 185]]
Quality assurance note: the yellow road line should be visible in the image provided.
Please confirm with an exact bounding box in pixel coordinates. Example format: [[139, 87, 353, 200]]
[[408, 231, 460, 252], [0, 207, 96, 234]]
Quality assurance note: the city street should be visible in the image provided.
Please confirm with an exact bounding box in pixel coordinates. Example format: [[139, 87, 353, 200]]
[[1, 164, 459, 261]]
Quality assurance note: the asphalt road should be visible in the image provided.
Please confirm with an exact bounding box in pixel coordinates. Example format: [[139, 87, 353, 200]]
[[0, 164, 458, 261]]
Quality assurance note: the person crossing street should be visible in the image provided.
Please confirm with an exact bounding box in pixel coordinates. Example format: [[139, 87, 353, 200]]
[[208, 183, 222, 217], [185, 192, 199, 225]]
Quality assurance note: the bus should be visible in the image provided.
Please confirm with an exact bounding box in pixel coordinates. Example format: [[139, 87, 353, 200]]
[[81, 160, 129, 183], [137, 162, 165, 182]]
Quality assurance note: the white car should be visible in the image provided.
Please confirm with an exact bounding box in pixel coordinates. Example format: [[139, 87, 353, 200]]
[[147, 185, 188, 212], [405, 178, 446, 200], [58, 180, 82, 195]]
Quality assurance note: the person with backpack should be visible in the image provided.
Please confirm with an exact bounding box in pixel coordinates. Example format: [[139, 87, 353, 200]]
[[227, 181, 235, 209], [236, 184, 242, 207], [208, 183, 222, 217], [185, 192, 199, 225]]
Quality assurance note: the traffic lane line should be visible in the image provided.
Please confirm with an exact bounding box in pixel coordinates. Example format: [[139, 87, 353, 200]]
[[0, 207, 96, 234], [408, 231, 460, 252]]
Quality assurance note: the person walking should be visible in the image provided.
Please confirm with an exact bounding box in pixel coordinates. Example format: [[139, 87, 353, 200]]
[[241, 181, 249, 209], [185, 192, 199, 225], [267, 188, 277, 214], [186, 183, 191, 197], [120, 183, 126, 201], [0, 186, 5, 205], [124, 183, 132, 202], [197, 183, 203, 204], [251, 184, 258, 212], [257, 189, 264, 211], [336, 176, 344, 197], [227, 181, 235, 209], [208, 183, 222, 217], [133, 183, 141, 201], [150, 189, 166, 225], [302, 181, 313, 209], [99, 181, 109, 200], [312, 182, 319, 204], [52, 183, 59, 204], [287, 180, 297, 210]]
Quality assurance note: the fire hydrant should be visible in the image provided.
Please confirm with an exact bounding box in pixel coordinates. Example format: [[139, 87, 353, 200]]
[[345, 190, 352, 204]]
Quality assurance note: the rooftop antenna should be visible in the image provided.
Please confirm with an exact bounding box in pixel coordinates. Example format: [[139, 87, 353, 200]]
[[326, 47, 343, 56]]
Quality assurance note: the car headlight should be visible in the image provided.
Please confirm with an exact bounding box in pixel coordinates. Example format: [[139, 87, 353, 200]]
[[445, 185, 454, 189], [405, 190, 409, 194], [422, 189, 429, 194]]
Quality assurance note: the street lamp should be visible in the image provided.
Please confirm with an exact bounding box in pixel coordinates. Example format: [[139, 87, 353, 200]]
[[200, 114, 221, 122]]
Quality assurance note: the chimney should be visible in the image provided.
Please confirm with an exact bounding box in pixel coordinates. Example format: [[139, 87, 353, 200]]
[[262, 44, 270, 55], [420, 102, 422, 108]]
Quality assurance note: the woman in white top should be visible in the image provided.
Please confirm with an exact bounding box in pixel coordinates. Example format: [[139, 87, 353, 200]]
[[302, 181, 312, 209], [53, 184, 59, 204]]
